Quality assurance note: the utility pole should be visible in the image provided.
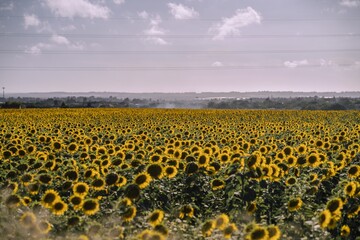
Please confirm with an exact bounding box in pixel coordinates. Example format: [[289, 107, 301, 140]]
[[2, 87, 5, 99]]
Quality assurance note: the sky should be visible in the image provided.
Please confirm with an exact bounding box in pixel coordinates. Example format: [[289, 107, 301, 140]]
[[0, 0, 359, 93]]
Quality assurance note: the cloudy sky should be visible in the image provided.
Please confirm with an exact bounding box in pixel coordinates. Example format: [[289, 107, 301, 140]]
[[0, 0, 359, 93]]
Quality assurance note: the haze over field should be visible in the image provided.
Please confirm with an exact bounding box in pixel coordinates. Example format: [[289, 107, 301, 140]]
[[0, 0, 359, 93]]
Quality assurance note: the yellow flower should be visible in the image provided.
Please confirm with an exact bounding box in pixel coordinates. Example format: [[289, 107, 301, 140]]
[[51, 200, 68, 216], [122, 206, 136, 222], [19, 212, 37, 227], [344, 181, 357, 197], [248, 226, 269, 240], [133, 172, 152, 189], [41, 189, 60, 208], [340, 225, 350, 237], [211, 178, 225, 191], [267, 225, 281, 240], [223, 223, 238, 239], [164, 166, 178, 178], [179, 205, 194, 219], [73, 182, 89, 197], [147, 209, 165, 227], [319, 209, 331, 228], [288, 197, 303, 212], [326, 198, 343, 215], [82, 199, 100, 216], [215, 214, 229, 230], [201, 220, 215, 237]]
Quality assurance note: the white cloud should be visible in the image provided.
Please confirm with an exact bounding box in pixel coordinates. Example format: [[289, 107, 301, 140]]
[[0, 2, 14, 11], [212, 61, 223, 67], [138, 11, 149, 19], [24, 14, 41, 29], [25, 42, 52, 55], [210, 7, 262, 40], [61, 24, 76, 31], [339, 0, 360, 7], [167, 3, 199, 19], [284, 59, 309, 68], [113, 0, 125, 5], [51, 34, 70, 45], [319, 59, 333, 66], [146, 37, 169, 45], [143, 15, 169, 45], [44, 0, 110, 19]]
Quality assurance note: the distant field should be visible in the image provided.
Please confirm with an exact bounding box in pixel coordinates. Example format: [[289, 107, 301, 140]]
[[1, 109, 359, 239]]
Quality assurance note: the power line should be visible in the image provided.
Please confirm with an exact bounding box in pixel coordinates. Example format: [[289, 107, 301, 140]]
[[0, 64, 354, 71], [1, 49, 359, 55], [1, 32, 359, 39], [1, 15, 360, 22]]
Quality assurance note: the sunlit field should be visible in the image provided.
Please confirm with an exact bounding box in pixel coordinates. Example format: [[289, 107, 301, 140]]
[[1, 109, 359, 240]]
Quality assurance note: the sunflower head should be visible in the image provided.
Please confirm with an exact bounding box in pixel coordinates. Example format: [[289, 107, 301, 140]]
[[147, 209, 165, 227]]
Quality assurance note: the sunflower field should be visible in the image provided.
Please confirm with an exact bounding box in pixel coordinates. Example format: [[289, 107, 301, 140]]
[[0, 109, 359, 240]]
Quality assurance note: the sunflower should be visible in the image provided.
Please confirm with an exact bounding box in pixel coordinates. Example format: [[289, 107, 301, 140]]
[[91, 178, 106, 191], [51, 200, 68, 216], [344, 181, 357, 197], [38, 173, 53, 185], [248, 226, 269, 240], [20, 173, 33, 186], [247, 154, 260, 169], [215, 214, 229, 230], [64, 169, 79, 181], [286, 156, 297, 167], [294, 155, 307, 167], [307, 153, 320, 167], [82, 199, 100, 216], [124, 184, 141, 200], [319, 209, 331, 228], [198, 154, 210, 167], [7, 182, 18, 194], [134, 172, 152, 189], [340, 225, 350, 237], [109, 226, 124, 239], [105, 172, 119, 186], [138, 230, 165, 240], [117, 176, 127, 188], [5, 194, 22, 208], [19, 211, 37, 227], [285, 176, 297, 186], [154, 224, 169, 237], [67, 216, 81, 226], [41, 189, 60, 208], [211, 178, 225, 191], [147, 209, 165, 227], [22, 196, 32, 206], [246, 201, 257, 214], [179, 205, 194, 219], [164, 166, 178, 178], [27, 182, 40, 195], [70, 195, 83, 210], [37, 220, 52, 235], [147, 163, 164, 179], [283, 146, 293, 156], [122, 206, 137, 222], [347, 165, 360, 178], [118, 197, 132, 208], [67, 142, 79, 153], [73, 182, 89, 197], [201, 220, 215, 237], [326, 198, 343, 215], [288, 197, 303, 212], [223, 223, 238, 239], [347, 205, 360, 218], [267, 225, 281, 240]]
